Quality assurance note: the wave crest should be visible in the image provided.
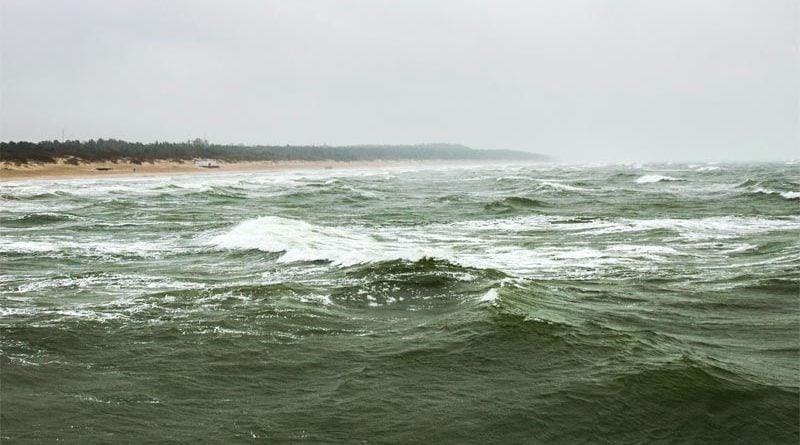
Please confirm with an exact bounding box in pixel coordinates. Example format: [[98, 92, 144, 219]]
[[780, 191, 800, 200], [635, 175, 685, 184], [208, 216, 450, 266]]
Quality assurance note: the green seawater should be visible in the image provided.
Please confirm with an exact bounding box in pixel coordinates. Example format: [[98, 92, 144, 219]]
[[1, 162, 799, 443]]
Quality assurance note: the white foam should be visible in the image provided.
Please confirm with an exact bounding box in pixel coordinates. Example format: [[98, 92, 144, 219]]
[[479, 288, 498, 303], [606, 245, 679, 255], [441, 215, 555, 232], [696, 166, 723, 172], [537, 181, 590, 192], [208, 216, 451, 266], [0, 237, 178, 258], [570, 216, 800, 241], [496, 175, 533, 182], [15, 274, 195, 293], [298, 294, 334, 306], [635, 174, 684, 184], [780, 191, 800, 200], [0, 304, 127, 323], [748, 188, 800, 200], [554, 247, 605, 260], [0, 240, 57, 253], [51, 309, 125, 322], [0, 306, 37, 317], [206, 214, 800, 278]]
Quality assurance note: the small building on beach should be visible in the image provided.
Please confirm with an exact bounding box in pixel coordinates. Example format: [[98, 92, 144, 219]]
[[194, 159, 220, 168]]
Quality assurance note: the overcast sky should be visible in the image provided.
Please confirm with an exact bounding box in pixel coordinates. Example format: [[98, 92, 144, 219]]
[[1, 0, 797, 161]]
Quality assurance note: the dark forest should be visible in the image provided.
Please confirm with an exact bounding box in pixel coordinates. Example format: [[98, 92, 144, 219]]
[[1, 139, 550, 165]]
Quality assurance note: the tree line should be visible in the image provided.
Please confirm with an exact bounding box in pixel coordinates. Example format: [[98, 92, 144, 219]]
[[0, 139, 550, 165]]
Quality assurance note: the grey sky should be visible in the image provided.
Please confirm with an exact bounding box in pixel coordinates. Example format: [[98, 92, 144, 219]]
[[1, 0, 797, 161]]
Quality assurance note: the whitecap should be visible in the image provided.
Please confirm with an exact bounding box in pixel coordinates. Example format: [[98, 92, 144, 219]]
[[479, 288, 498, 303], [207, 215, 452, 266], [635, 174, 685, 184], [780, 191, 800, 200], [205, 214, 800, 278], [696, 166, 723, 172], [537, 181, 590, 192]]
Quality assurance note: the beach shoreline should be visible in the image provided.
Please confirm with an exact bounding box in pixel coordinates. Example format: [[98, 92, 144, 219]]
[[0, 159, 492, 182]]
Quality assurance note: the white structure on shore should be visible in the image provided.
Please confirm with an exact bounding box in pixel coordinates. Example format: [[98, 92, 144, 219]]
[[194, 159, 220, 168]]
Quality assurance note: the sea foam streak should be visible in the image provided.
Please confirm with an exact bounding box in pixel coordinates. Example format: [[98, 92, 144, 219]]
[[0, 238, 178, 258]]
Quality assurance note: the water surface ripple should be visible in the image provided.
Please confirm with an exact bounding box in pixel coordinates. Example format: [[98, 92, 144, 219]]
[[1, 162, 799, 443]]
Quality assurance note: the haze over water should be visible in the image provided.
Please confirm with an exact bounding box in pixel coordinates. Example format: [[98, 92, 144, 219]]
[[1, 161, 798, 443], [2, 1, 797, 162]]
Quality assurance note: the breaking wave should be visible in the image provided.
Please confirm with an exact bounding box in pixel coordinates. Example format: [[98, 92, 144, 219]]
[[635, 174, 685, 184], [208, 215, 451, 266], [3, 162, 799, 444], [206, 214, 800, 277]]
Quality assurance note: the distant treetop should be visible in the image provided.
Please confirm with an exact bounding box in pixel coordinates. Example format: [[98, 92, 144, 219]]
[[0, 139, 552, 165]]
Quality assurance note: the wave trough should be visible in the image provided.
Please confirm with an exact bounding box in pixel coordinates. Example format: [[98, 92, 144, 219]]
[[2, 161, 798, 444]]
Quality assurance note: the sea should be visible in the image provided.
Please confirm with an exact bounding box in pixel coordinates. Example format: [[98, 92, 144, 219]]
[[1, 162, 798, 443]]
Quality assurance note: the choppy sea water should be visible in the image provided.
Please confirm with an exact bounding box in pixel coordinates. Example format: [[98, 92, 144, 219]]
[[1, 162, 798, 443]]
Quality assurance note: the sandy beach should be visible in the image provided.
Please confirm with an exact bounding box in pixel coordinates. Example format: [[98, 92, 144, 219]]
[[0, 159, 479, 181]]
